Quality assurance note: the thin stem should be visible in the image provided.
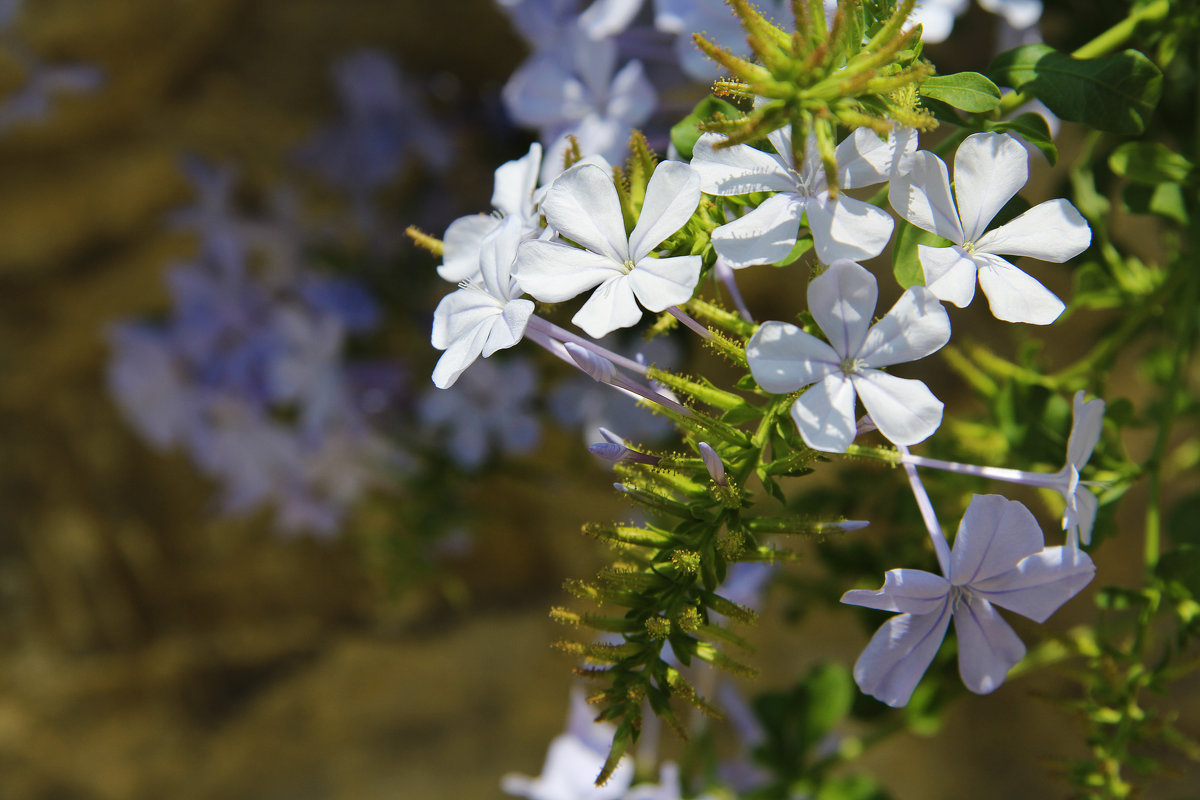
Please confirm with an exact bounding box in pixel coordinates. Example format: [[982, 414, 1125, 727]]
[[714, 259, 755, 322], [847, 444, 1062, 488], [527, 315, 649, 375], [897, 445, 951, 574], [668, 306, 715, 340]]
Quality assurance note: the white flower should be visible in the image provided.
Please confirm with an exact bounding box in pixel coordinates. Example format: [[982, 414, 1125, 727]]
[[888, 131, 1091, 325], [746, 259, 951, 453], [515, 160, 702, 338], [1054, 390, 1105, 546], [842, 494, 1095, 707], [431, 218, 535, 389], [691, 126, 909, 267], [439, 143, 545, 283]]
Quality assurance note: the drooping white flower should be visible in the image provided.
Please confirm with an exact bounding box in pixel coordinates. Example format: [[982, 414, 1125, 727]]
[[431, 217, 535, 389], [842, 494, 1095, 707], [691, 126, 910, 267], [439, 143, 546, 283], [515, 160, 702, 338], [746, 259, 951, 453], [888, 131, 1091, 325]]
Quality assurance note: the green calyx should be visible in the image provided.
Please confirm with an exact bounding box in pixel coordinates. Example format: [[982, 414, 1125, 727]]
[[695, 0, 936, 194]]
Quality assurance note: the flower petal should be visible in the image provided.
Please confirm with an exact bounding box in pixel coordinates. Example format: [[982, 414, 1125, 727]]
[[572, 274, 643, 337], [541, 163, 629, 263], [792, 373, 858, 453], [806, 194, 895, 264], [578, 0, 644, 39], [515, 240, 621, 302], [690, 134, 800, 195], [439, 214, 499, 282], [888, 150, 964, 243], [852, 602, 952, 708], [973, 545, 1095, 622], [852, 370, 943, 447], [976, 198, 1091, 262], [808, 259, 877, 359], [432, 319, 493, 389], [607, 59, 657, 125], [836, 126, 917, 188], [711, 193, 805, 268], [628, 161, 701, 260], [746, 320, 840, 394], [491, 143, 542, 219], [479, 216, 525, 300], [953, 132, 1029, 242], [976, 252, 1065, 325], [841, 568, 951, 614], [482, 298, 535, 357], [859, 286, 951, 368], [1070, 486, 1100, 547], [954, 594, 1026, 695], [949, 494, 1044, 585], [432, 287, 501, 350], [917, 245, 978, 308], [1067, 390, 1106, 469], [628, 255, 701, 311]]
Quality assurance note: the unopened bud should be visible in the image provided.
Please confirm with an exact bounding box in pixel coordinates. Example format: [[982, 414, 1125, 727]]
[[565, 342, 618, 383], [698, 442, 728, 486], [588, 442, 661, 466]]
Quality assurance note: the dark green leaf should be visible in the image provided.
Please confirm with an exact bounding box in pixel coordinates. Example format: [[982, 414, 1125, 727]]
[[1155, 545, 1200, 598], [920, 72, 1002, 112], [988, 45, 1162, 135], [1122, 181, 1189, 224], [1169, 494, 1200, 547], [670, 96, 742, 161], [983, 112, 1057, 165]]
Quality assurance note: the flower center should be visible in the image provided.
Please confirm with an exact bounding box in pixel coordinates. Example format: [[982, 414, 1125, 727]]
[[840, 356, 862, 375], [621, 258, 636, 274], [962, 240, 977, 254], [950, 584, 975, 612]]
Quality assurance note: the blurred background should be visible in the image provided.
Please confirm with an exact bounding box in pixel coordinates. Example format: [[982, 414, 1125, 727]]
[[0, 0, 1196, 798]]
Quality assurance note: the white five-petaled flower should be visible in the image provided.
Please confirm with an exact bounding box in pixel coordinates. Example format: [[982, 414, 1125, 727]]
[[515, 160, 702, 339], [746, 259, 951, 453], [1045, 390, 1105, 547], [889, 131, 1091, 325], [439, 143, 546, 283], [431, 217, 535, 389], [842, 494, 1095, 707], [691, 126, 913, 267]]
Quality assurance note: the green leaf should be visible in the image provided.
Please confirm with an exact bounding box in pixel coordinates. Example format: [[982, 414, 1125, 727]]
[[919, 72, 1002, 112], [988, 45, 1163, 135], [1155, 545, 1200, 598], [816, 775, 894, 800], [670, 96, 742, 161], [771, 233, 814, 266], [721, 402, 763, 425], [1109, 142, 1194, 185], [1122, 182, 1189, 224], [891, 219, 950, 289], [1169, 494, 1200, 548], [982, 112, 1057, 166]]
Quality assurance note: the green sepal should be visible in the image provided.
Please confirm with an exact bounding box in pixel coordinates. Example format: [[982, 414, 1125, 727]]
[[648, 367, 747, 411]]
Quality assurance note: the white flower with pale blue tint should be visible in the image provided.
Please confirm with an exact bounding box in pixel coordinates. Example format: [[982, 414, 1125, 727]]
[[888, 131, 1091, 324], [842, 494, 1094, 707], [691, 126, 908, 267], [909, 0, 1042, 43], [432, 217, 535, 388], [516, 160, 701, 338], [746, 259, 951, 453]]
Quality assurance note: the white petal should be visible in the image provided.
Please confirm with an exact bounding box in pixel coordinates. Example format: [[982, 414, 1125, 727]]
[[859, 286, 951, 368], [792, 373, 858, 453], [607, 59, 656, 125], [852, 603, 952, 708], [976, 253, 1065, 325], [746, 320, 840, 394], [841, 568, 951, 614], [918, 245, 978, 308], [690, 134, 800, 195], [953, 132, 1029, 242], [432, 321, 493, 389], [1069, 487, 1099, 547], [1067, 391, 1106, 468], [808, 259, 877, 359], [572, 275, 643, 337], [515, 240, 621, 302], [975, 198, 1091, 262], [953, 594, 1025, 695], [479, 216, 524, 299], [978, 0, 1043, 29], [628, 255, 701, 311], [711, 193, 805, 268], [482, 298, 535, 357], [807, 194, 895, 264], [973, 545, 1095, 622], [432, 288, 501, 350], [491, 143, 542, 218], [502, 55, 584, 128], [541, 163, 629, 263], [949, 494, 1044, 585], [628, 161, 701, 260], [888, 150, 965, 243], [836, 126, 917, 188], [578, 0, 644, 38], [439, 214, 499, 282], [852, 370, 943, 447]]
